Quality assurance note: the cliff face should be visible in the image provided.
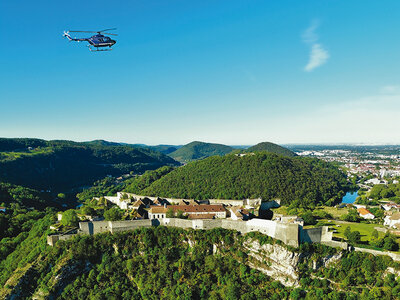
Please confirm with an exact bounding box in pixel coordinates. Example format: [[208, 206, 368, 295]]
[[243, 241, 302, 286], [241, 240, 343, 287]]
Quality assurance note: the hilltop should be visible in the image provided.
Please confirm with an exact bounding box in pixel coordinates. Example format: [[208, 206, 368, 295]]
[[1, 222, 398, 299], [247, 142, 296, 157], [0, 138, 179, 193], [169, 141, 234, 163], [141, 153, 347, 206]]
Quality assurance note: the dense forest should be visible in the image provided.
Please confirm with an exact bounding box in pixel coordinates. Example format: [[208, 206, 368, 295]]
[[368, 183, 400, 203], [168, 141, 234, 163], [123, 166, 175, 194], [247, 142, 297, 157], [0, 182, 56, 209], [140, 153, 348, 207], [0, 138, 179, 193]]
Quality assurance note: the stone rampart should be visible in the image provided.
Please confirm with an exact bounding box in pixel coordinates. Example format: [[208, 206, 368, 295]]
[[300, 227, 323, 243], [47, 233, 76, 246], [354, 246, 400, 262], [109, 220, 152, 233], [49, 217, 333, 249], [321, 241, 348, 250], [79, 221, 109, 235], [275, 223, 299, 247], [209, 199, 245, 206], [221, 219, 248, 233], [162, 218, 193, 229]]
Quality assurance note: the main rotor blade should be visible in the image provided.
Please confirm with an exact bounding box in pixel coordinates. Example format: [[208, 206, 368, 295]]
[[68, 30, 98, 33], [98, 28, 117, 32], [102, 33, 118, 36]]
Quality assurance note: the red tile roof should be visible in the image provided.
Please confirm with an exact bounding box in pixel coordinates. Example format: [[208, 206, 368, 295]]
[[188, 214, 215, 220], [170, 204, 225, 213], [357, 208, 373, 216]]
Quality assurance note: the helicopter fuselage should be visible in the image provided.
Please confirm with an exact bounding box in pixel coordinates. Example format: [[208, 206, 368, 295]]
[[88, 34, 116, 48]]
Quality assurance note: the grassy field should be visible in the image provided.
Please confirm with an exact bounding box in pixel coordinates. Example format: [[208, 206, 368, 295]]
[[0, 147, 53, 161], [272, 205, 350, 219], [314, 206, 350, 219], [316, 219, 387, 242]]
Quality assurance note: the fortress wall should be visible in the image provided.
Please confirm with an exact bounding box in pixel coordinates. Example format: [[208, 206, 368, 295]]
[[164, 218, 193, 229], [274, 223, 299, 247], [221, 219, 249, 233], [74, 218, 308, 248], [209, 199, 245, 206], [47, 233, 76, 246], [79, 221, 109, 235], [245, 219, 278, 237], [300, 226, 332, 244], [109, 220, 152, 233], [322, 241, 348, 250], [193, 219, 223, 230], [300, 227, 323, 243], [246, 198, 263, 207], [321, 226, 333, 242]]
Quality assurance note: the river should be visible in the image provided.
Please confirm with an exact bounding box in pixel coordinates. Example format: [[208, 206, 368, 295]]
[[341, 191, 358, 204]]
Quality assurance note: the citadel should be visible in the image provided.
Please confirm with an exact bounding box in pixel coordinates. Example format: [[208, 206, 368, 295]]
[[48, 192, 346, 249]]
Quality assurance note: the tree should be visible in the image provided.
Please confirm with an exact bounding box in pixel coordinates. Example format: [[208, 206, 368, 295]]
[[342, 209, 359, 222], [372, 229, 379, 240], [383, 235, 399, 251], [166, 208, 174, 218], [61, 209, 79, 227], [176, 210, 187, 219], [57, 193, 66, 200], [81, 206, 95, 216], [347, 231, 361, 244], [344, 226, 351, 239], [104, 207, 123, 221], [300, 211, 316, 225]]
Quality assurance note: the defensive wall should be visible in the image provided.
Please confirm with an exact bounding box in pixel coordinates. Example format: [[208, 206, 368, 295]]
[[47, 233, 77, 246], [49, 218, 339, 248], [105, 193, 265, 208]]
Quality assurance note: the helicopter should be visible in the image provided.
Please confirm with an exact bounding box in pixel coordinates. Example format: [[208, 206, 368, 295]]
[[63, 28, 117, 51]]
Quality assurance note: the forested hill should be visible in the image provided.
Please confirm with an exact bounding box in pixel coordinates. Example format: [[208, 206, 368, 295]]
[[1, 224, 399, 299], [0, 182, 53, 208], [0, 138, 179, 192], [141, 153, 348, 207], [169, 141, 234, 163], [247, 142, 297, 157]]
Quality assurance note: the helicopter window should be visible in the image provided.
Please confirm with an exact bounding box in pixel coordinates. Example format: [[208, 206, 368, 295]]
[[103, 37, 110, 41]]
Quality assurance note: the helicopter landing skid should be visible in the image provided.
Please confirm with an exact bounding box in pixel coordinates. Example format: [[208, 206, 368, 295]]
[[87, 45, 113, 52]]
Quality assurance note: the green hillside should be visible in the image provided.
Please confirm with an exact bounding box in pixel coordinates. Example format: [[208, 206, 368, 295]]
[[1, 220, 398, 299], [0, 138, 179, 192], [0, 182, 54, 208], [169, 141, 234, 163], [247, 142, 297, 157], [149, 145, 179, 154], [124, 166, 175, 194], [142, 153, 348, 206]]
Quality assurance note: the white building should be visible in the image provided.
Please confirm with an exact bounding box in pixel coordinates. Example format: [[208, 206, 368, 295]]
[[148, 206, 167, 220], [229, 207, 250, 220], [148, 204, 226, 220], [357, 208, 375, 220], [384, 212, 400, 228]]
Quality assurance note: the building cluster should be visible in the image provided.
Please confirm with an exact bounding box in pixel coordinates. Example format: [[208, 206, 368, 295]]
[[99, 192, 258, 221], [384, 213, 400, 229], [357, 207, 375, 220], [297, 148, 400, 189]]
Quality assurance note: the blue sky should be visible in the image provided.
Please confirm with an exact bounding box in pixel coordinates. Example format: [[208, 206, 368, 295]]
[[1, 0, 400, 145]]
